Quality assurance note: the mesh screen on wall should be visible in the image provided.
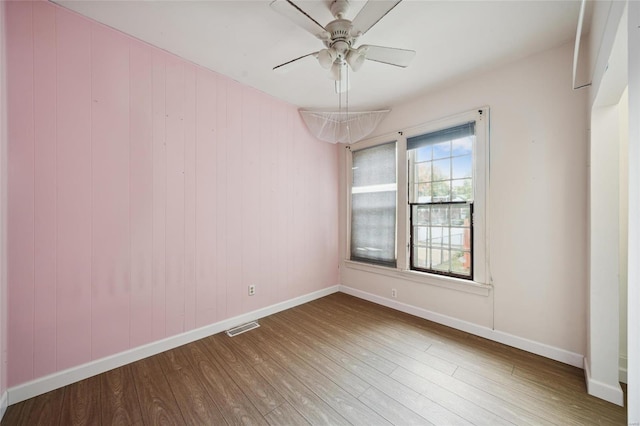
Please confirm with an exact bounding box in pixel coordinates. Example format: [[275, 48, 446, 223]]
[[299, 110, 390, 144]]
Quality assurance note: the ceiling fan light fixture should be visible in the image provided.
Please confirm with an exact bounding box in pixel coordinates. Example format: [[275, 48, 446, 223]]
[[317, 48, 336, 69], [346, 48, 366, 72]]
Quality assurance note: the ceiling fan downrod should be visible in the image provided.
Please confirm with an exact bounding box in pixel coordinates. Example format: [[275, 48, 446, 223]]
[[330, 0, 350, 19]]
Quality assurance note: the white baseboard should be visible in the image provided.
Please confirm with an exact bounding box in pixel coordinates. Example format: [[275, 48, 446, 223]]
[[619, 355, 627, 384], [619, 366, 627, 384], [584, 358, 624, 406], [7, 285, 340, 405], [0, 391, 7, 422], [339, 285, 585, 368]]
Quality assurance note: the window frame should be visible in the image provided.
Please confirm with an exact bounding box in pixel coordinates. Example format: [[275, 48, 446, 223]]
[[346, 134, 400, 268], [345, 107, 490, 293]]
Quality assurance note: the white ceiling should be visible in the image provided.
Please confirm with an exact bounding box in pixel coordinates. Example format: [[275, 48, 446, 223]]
[[54, 0, 584, 111]]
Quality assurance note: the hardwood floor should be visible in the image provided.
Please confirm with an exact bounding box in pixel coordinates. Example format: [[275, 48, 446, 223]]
[[1, 293, 627, 425]]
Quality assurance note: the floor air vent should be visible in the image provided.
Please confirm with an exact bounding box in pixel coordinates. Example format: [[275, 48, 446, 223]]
[[225, 321, 260, 337]]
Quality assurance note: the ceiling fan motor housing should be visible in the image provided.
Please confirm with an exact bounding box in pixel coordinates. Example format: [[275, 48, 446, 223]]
[[324, 19, 356, 56]]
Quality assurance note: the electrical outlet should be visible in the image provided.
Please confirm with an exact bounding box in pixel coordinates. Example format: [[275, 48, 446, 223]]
[[391, 288, 397, 298], [248, 285, 256, 296]]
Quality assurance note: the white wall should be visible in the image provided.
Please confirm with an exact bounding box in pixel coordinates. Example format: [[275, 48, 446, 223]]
[[627, 1, 640, 421], [584, 1, 627, 406], [339, 42, 588, 358], [588, 102, 622, 405], [619, 88, 628, 383]]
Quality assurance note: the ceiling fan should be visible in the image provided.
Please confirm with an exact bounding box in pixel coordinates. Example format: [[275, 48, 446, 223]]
[[271, 0, 416, 93]]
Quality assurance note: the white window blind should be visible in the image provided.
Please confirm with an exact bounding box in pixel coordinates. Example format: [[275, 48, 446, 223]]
[[350, 142, 397, 267]]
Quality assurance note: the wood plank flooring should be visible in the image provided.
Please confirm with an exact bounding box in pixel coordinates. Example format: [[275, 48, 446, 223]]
[[1, 293, 627, 425]]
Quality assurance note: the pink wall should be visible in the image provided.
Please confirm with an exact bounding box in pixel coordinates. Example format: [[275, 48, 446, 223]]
[[1, 0, 7, 399], [5, 1, 339, 388]]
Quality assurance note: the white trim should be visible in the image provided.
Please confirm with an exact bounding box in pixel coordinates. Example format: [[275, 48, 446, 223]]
[[0, 391, 7, 422], [339, 284, 584, 368], [346, 138, 400, 265], [584, 358, 625, 406], [345, 145, 353, 262], [619, 355, 628, 384], [7, 285, 340, 405], [397, 135, 408, 269], [351, 184, 396, 194], [343, 260, 491, 297], [590, 1, 626, 105], [572, 0, 587, 89], [620, 367, 627, 385]]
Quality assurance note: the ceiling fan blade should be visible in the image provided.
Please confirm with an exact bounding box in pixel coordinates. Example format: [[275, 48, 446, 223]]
[[270, 0, 327, 38], [362, 45, 415, 68], [351, 0, 402, 36], [273, 52, 318, 73]]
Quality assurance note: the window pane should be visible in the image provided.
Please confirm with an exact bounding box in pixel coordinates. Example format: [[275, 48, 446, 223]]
[[415, 208, 429, 226], [410, 203, 472, 278], [429, 227, 444, 247], [351, 142, 397, 266], [413, 246, 428, 269], [431, 205, 448, 226], [432, 248, 450, 271], [416, 162, 431, 182], [416, 145, 432, 162], [417, 226, 428, 241], [452, 136, 473, 156], [416, 183, 431, 203], [450, 204, 471, 226], [432, 158, 450, 181], [452, 179, 472, 201], [452, 155, 472, 179], [450, 228, 465, 250], [432, 180, 451, 202], [432, 141, 451, 160], [451, 251, 471, 276]]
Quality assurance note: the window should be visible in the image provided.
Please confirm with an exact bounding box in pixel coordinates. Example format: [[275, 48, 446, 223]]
[[350, 142, 397, 267], [408, 122, 475, 279], [346, 108, 489, 288]]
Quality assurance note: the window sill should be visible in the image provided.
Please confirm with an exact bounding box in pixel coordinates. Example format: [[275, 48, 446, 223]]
[[343, 260, 492, 297]]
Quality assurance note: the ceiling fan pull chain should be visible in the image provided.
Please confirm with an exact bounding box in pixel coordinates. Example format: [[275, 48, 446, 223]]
[[346, 67, 350, 143]]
